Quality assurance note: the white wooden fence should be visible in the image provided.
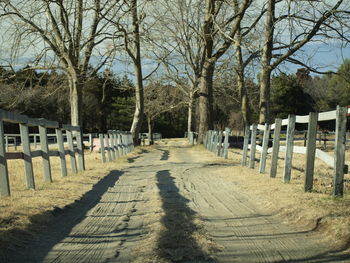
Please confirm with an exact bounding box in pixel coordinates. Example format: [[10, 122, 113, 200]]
[[98, 131, 134, 163], [204, 128, 231, 159], [0, 109, 134, 197], [241, 106, 349, 197]]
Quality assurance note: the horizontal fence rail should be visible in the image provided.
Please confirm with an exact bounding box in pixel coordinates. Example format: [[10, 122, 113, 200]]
[[0, 109, 134, 197], [242, 106, 349, 197]]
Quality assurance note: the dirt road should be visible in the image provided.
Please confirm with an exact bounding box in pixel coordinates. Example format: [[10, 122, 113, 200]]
[[11, 142, 346, 262]]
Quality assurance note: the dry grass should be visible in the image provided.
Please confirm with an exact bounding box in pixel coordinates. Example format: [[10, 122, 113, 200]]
[[0, 147, 146, 256], [221, 147, 350, 251]]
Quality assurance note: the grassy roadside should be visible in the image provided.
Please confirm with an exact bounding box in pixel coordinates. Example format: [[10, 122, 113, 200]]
[[0, 147, 148, 259], [204, 145, 350, 253]]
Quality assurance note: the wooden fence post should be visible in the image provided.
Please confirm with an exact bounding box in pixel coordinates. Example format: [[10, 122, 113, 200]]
[[333, 106, 347, 197], [113, 131, 119, 159], [270, 118, 282, 178], [99, 134, 106, 163], [249, 124, 257, 169], [210, 131, 215, 152], [66, 129, 78, 174], [213, 131, 218, 153], [39, 125, 52, 182], [206, 131, 211, 150], [304, 112, 318, 192], [20, 123, 35, 189], [76, 129, 85, 171], [206, 131, 211, 149], [5, 136, 8, 152], [207, 131, 211, 149], [217, 131, 223, 156], [117, 132, 123, 156], [125, 134, 129, 153], [34, 134, 37, 149], [242, 125, 250, 166], [283, 115, 296, 183], [104, 134, 112, 162], [259, 123, 271, 173], [108, 131, 116, 161], [223, 127, 230, 159], [56, 128, 67, 177], [123, 134, 128, 155], [0, 118, 10, 196]]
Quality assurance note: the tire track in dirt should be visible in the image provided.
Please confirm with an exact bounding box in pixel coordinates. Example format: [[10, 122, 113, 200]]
[[9, 142, 344, 262], [171, 148, 337, 263]]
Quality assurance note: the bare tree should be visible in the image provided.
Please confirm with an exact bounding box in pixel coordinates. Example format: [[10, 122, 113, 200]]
[[258, 0, 346, 124], [0, 0, 121, 127], [197, 0, 252, 143], [147, 0, 205, 135], [144, 82, 185, 144]]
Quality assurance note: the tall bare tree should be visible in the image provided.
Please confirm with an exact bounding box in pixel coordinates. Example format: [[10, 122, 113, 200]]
[[258, 0, 346, 124], [197, 0, 252, 143], [0, 0, 121, 127], [147, 0, 205, 135]]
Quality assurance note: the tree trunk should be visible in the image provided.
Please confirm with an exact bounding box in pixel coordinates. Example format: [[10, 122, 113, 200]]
[[187, 90, 195, 134], [198, 61, 215, 143], [234, 19, 250, 126], [130, 61, 144, 145], [259, 0, 275, 124], [147, 116, 153, 145], [259, 68, 272, 124], [68, 75, 83, 127], [129, 0, 144, 145], [237, 75, 250, 126]]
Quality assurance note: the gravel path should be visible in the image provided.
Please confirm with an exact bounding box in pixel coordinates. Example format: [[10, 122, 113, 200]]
[[12, 143, 339, 263]]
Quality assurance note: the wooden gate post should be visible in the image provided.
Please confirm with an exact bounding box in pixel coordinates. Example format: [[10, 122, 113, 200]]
[[39, 125, 52, 182], [242, 125, 250, 166], [304, 112, 318, 192], [0, 118, 10, 196], [20, 123, 35, 188], [270, 118, 282, 178], [259, 123, 271, 173], [249, 124, 257, 169], [223, 128, 230, 159], [333, 106, 347, 197], [283, 115, 296, 183], [56, 128, 67, 177], [66, 129, 78, 174]]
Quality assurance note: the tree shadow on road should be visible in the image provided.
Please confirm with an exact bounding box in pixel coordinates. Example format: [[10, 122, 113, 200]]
[[158, 149, 170, 160], [156, 170, 215, 262], [5, 170, 124, 263]]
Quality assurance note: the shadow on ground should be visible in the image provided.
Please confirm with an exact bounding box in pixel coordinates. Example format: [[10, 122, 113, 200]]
[[156, 170, 214, 262], [127, 149, 150, 163], [3, 170, 124, 263], [157, 149, 170, 161]]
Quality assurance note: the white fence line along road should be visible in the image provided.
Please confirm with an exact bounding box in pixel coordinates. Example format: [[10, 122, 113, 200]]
[[0, 109, 134, 197], [241, 106, 348, 197]]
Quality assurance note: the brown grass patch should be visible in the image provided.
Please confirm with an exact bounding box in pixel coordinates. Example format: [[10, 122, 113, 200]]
[[212, 147, 350, 251]]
